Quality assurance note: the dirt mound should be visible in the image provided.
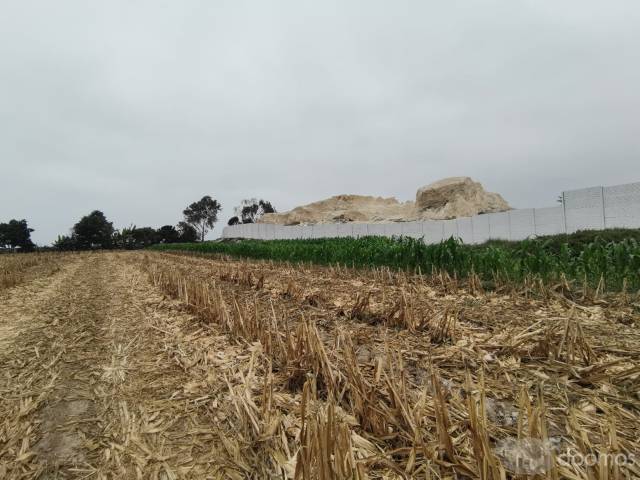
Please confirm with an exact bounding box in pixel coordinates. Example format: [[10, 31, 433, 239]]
[[415, 176, 510, 219], [261, 195, 414, 225], [260, 177, 510, 225]]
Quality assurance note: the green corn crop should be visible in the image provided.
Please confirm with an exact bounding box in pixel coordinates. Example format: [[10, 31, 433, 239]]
[[150, 232, 640, 292]]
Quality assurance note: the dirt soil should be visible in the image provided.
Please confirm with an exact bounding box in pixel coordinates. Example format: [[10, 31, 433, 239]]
[[1, 251, 639, 479]]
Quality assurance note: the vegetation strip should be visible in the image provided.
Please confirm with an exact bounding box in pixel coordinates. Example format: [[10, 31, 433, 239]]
[[151, 229, 640, 292]]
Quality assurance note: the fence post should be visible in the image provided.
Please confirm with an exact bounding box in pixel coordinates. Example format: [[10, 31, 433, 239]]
[[601, 186, 606, 229], [470, 217, 475, 244], [561, 191, 568, 234]]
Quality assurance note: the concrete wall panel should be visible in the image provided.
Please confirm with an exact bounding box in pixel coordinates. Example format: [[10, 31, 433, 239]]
[[300, 225, 313, 239], [604, 182, 640, 228], [401, 221, 423, 239], [282, 226, 294, 240], [471, 215, 490, 243], [233, 224, 244, 238], [564, 186, 605, 233], [292, 225, 305, 239], [311, 225, 325, 238], [336, 223, 354, 238], [352, 223, 369, 238], [456, 217, 474, 244], [319, 224, 339, 238], [272, 225, 285, 239], [487, 212, 510, 240], [423, 221, 444, 244], [386, 223, 404, 238], [509, 209, 535, 240], [309, 225, 321, 239], [534, 207, 565, 236], [442, 219, 458, 240], [367, 224, 386, 236], [263, 223, 276, 240], [274, 225, 286, 240]]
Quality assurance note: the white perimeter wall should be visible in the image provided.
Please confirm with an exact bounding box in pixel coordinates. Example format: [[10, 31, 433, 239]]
[[221, 181, 640, 244]]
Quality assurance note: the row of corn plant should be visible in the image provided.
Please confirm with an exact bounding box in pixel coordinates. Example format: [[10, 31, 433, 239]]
[[149, 235, 640, 291]]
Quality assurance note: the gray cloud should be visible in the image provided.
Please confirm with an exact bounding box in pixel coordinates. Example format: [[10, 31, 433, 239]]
[[1, 1, 639, 244]]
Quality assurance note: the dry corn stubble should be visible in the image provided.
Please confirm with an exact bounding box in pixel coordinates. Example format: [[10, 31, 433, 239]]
[[1, 250, 638, 479], [142, 251, 640, 479], [1, 252, 288, 478], [0, 252, 64, 290]]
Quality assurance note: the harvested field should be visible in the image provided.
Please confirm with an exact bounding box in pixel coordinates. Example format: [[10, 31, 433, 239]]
[[0, 251, 638, 479], [0, 253, 64, 290]]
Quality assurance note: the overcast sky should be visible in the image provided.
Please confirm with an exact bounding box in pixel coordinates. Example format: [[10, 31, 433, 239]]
[[1, 1, 639, 244]]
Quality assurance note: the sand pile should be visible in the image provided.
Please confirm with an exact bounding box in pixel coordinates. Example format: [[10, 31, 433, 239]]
[[260, 177, 510, 225], [415, 177, 510, 219]]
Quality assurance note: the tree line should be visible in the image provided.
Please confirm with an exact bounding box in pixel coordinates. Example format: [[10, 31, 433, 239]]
[[1, 196, 276, 252], [0, 220, 35, 251]]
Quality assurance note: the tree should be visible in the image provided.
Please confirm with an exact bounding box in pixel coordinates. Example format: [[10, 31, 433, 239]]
[[112, 226, 133, 249], [72, 210, 115, 249], [131, 227, 159, 248], [0, 219, 35, 251], [183, 196, 222, 241], [234, 199, 276, 224], [157, 225, 180, 244], [0, 224, 8, 249], [227, 216, 240, 226], [177, 221, 199, 242], [53, 234, 77, 251], [113, 225, 159, 249]]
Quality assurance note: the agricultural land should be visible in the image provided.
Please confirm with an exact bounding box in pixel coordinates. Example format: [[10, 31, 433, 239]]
[[0, 234, 639, 479]]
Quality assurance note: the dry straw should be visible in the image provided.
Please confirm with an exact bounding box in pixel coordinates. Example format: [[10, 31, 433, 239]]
[[141, 251, 640, 478]]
